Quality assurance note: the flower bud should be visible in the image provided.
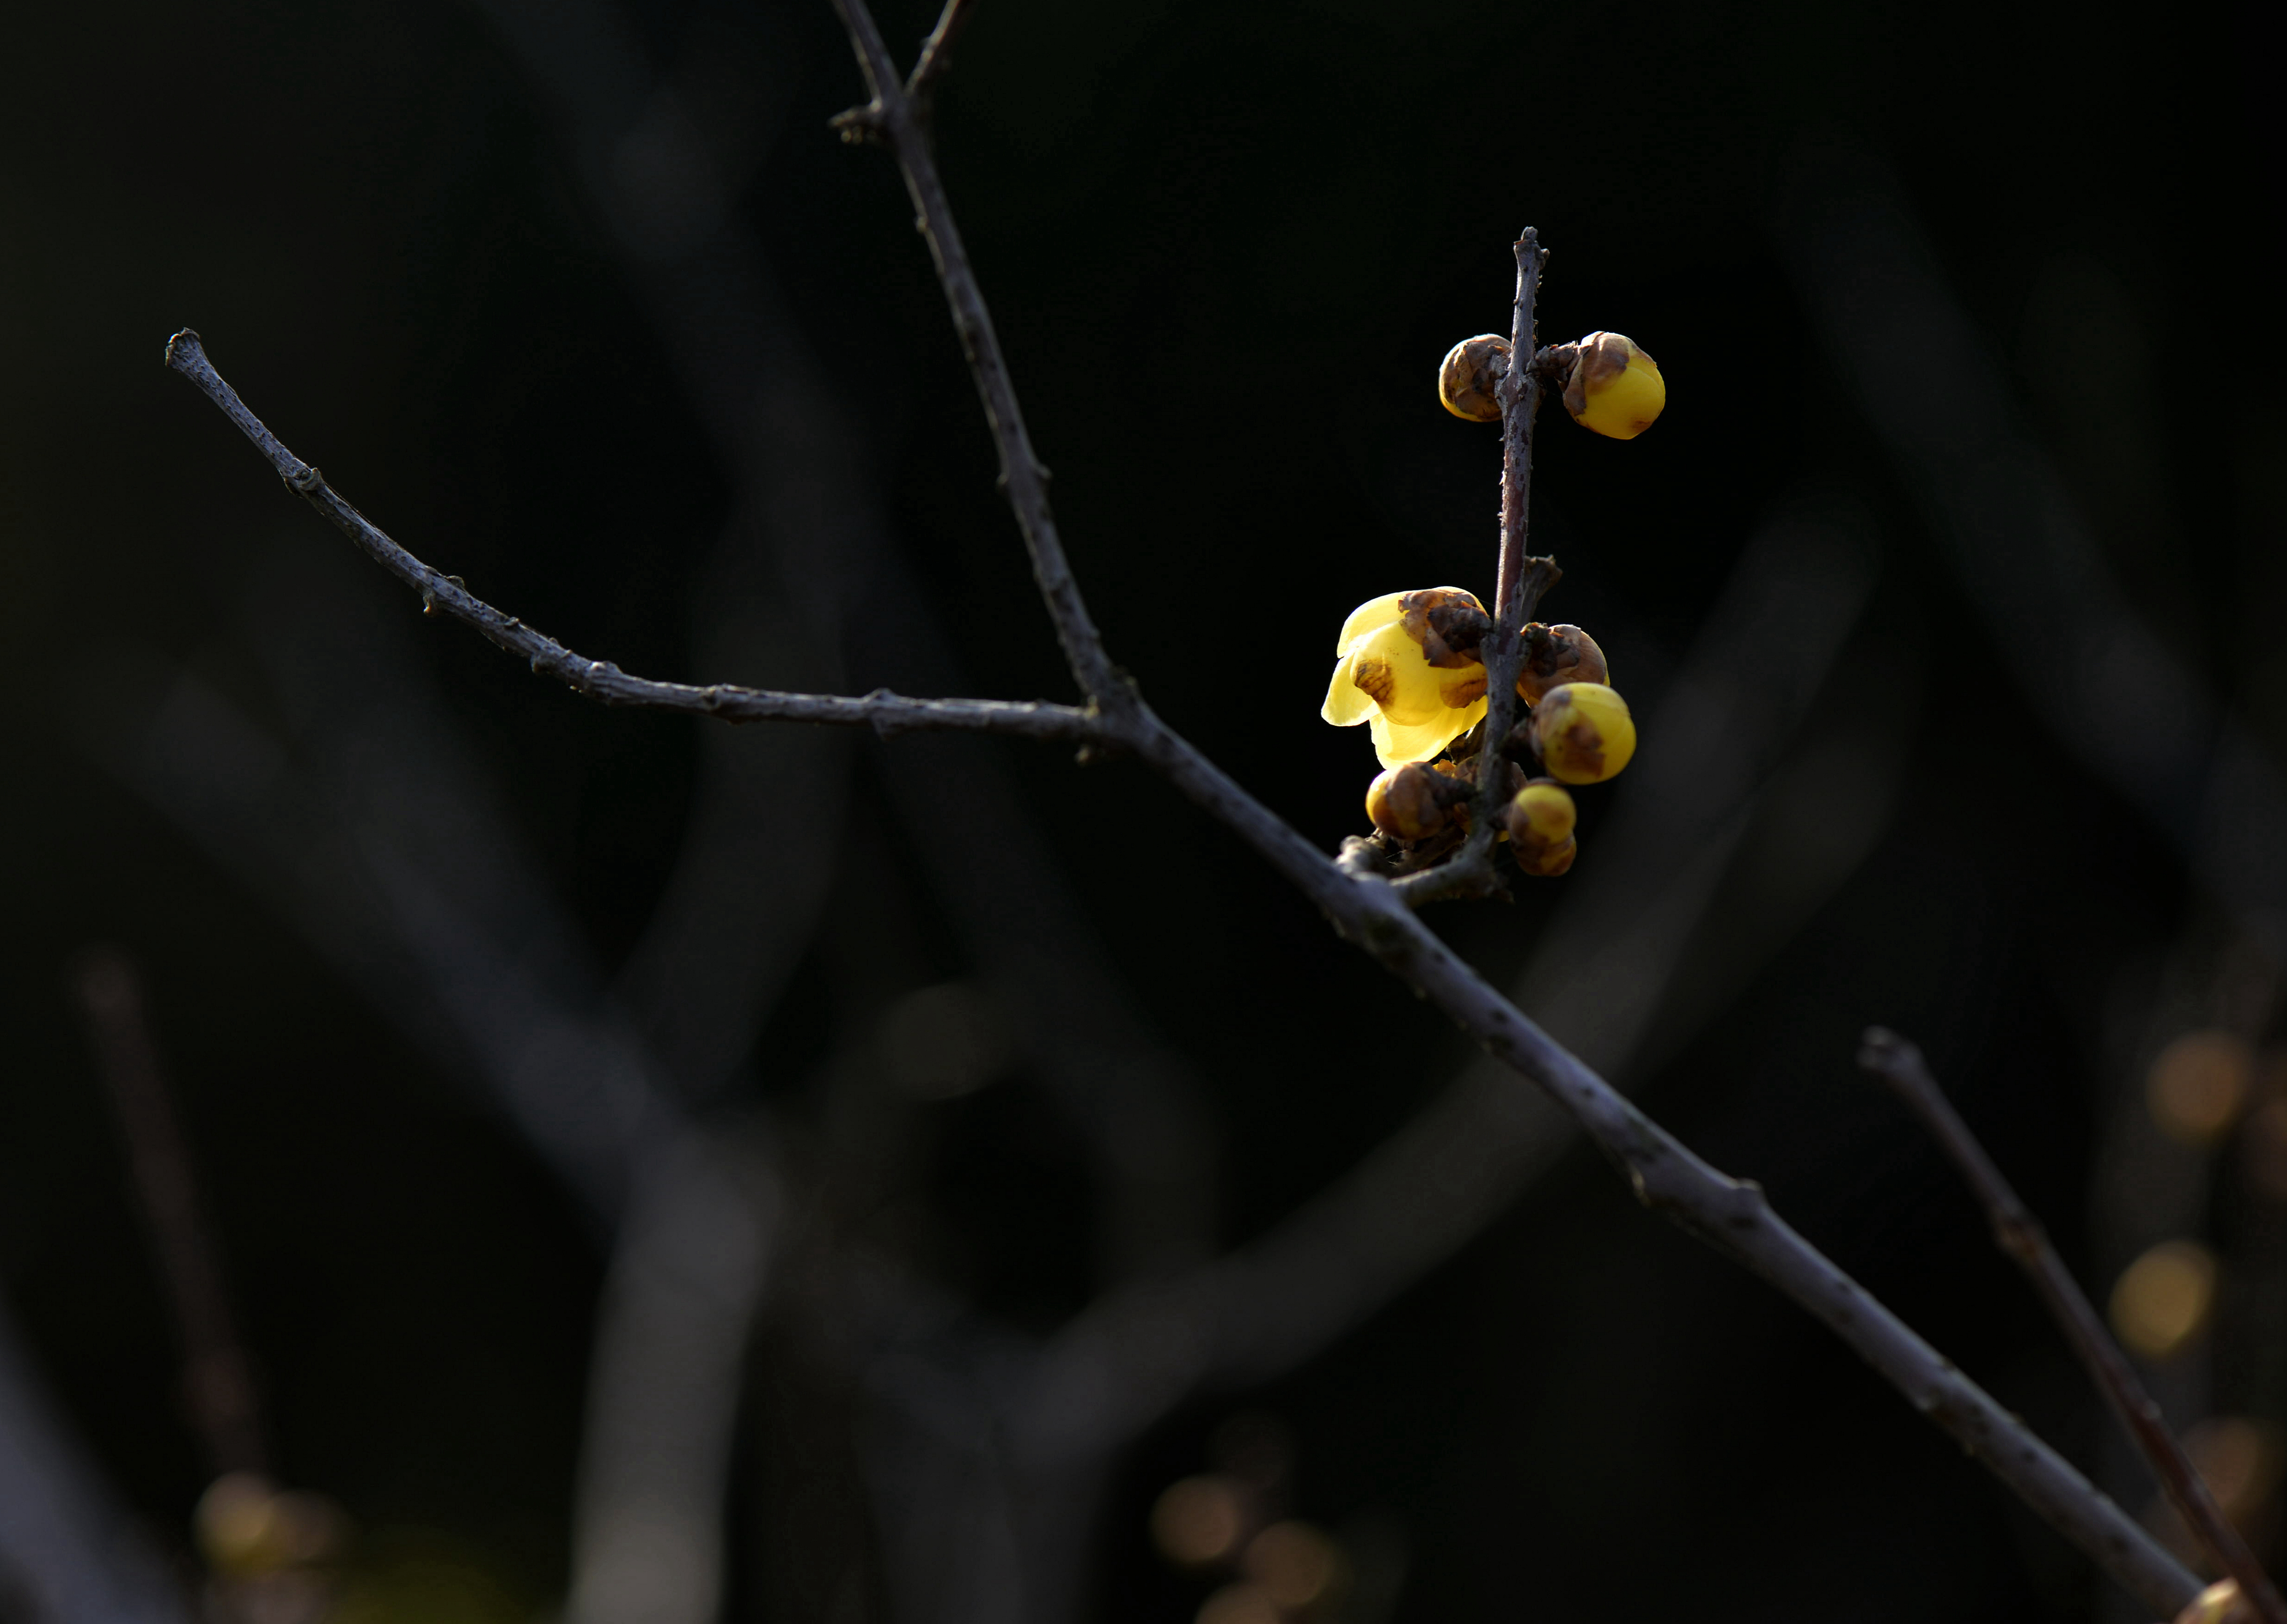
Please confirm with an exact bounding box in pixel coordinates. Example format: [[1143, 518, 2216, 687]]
[[1506, 780, 1578, 876], [1506, 780, 1576, 845], [1528, 682, 1636, 784], [1516, 622, 1610, 706], [1561, 331, 1665, 439], [1399, 588, 1492, 669], [1439, 334, 1511, 422], [1513, 833, 1577, 877], [1366, 763, 1451, 842]]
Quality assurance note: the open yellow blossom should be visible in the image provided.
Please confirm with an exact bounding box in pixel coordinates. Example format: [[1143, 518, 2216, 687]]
[[1321, 589, 1490, 767]]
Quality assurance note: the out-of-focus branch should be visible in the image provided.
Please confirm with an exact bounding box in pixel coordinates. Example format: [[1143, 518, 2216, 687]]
[[162, 332, 1108, 749], [71, 947, 268, 1478], [567, 1130, 780, 1624], [1861, 1028, 2287, 1624], [1, 1295, 191, 1624], [1774, 146, 2287, 960]]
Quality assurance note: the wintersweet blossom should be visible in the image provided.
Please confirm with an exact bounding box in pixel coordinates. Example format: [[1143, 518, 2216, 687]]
[[1320, 588, 1491, 767]]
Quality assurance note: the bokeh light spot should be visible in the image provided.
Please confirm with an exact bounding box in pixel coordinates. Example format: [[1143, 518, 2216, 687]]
[[2110, 1240, 2218, 1361]]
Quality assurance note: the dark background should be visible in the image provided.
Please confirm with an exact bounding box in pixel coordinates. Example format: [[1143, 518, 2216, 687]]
[[3, 0, 2282, 1620]]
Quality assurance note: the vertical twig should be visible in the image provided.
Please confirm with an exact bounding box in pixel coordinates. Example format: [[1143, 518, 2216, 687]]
[[72, 948, 268, 1478], [1473, 228, 1558, 850], [1859, 1028, 2287, 1624]]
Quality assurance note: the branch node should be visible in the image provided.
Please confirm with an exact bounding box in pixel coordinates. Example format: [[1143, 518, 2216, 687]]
[[829, 103, 888, 145]]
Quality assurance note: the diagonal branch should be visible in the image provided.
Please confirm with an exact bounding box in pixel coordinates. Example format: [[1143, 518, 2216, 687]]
[[1860, 1028, 2287, 1624], [161, 332, 1108, 748], [72, 949, 269, 1480]]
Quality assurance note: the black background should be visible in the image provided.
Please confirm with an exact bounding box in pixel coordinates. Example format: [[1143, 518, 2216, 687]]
[[3, 0, 2281, 1619]]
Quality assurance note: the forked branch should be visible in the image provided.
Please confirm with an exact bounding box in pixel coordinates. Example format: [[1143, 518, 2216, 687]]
[[162, 6, 2203, 1611], [162, 333, 1110, 748], [1861, 1028, 2287, 1624]]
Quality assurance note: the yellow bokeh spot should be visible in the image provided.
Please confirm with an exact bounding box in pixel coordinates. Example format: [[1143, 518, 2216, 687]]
[[2147, 1030, 2252, 1146], [1151, 1475, 1249, 1568], [1242, 1521, 1345, 1610], [2177, 1580, 2255, 1624], [2110, 1240, 2217, 1361]]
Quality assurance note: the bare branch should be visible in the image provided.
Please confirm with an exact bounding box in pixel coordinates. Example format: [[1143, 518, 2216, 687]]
[[72, 947, 268, 1479], [803, 26, 2200, 1581], [165, 18, 2206, 1604], [161, 332, 1109, 748], [824, 0, 1122, 710], [1860, 1028, 2287, 1624], [905, 0, 980, 117]]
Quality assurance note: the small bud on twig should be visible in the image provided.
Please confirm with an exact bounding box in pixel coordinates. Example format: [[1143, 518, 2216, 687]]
[[1527, 682, 1637, 784], [1560, 331, 1665, 439], [1516, 622, 1610, 706], [1438, 334, 1511, 422]]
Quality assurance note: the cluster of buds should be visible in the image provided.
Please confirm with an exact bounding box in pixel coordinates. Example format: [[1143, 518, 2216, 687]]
[[1325, 597, 1637, 875], [1319, 312, 1660, 881], [1438, 329, 1666, 440]]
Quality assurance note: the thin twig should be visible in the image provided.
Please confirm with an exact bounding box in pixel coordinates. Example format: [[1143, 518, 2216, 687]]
[[1471, 237, 1549, 871], [163, 24, 2205, 1611], [826, 0, 1122, 711], [72, 947, 268, 1478], [1390, 235, 1557, 908], [1860, 1028, 2287, 1624], [904, 0, 979, 118], [161, 333, 1107, 748]]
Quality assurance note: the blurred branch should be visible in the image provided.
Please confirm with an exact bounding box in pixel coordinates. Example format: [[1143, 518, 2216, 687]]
[[1775, 146, 2287, 959], [162, 333, 1109, 748], [473, 0, 1227, 1285], [70, 947, 268, 1479], [1861, 1028, 2287, 1624], [0, 1295, 190, 1624], [567, 1130, 779, 1624]]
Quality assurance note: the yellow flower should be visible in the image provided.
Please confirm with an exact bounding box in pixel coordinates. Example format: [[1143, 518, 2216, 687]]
[[1561, 331, 1665, 440], [1321, 589, 1491, 767]]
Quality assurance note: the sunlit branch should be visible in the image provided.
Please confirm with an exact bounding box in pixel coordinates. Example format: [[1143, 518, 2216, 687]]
[[1861, 1028, 2287, 1624]]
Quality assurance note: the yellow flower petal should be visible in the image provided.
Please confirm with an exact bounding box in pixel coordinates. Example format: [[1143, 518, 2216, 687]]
[[1320, 654, 1378, 726], [1335, 592, 1409, 655], [1349, 620, 1448, 724], [1369, 695, 1487, 768]]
